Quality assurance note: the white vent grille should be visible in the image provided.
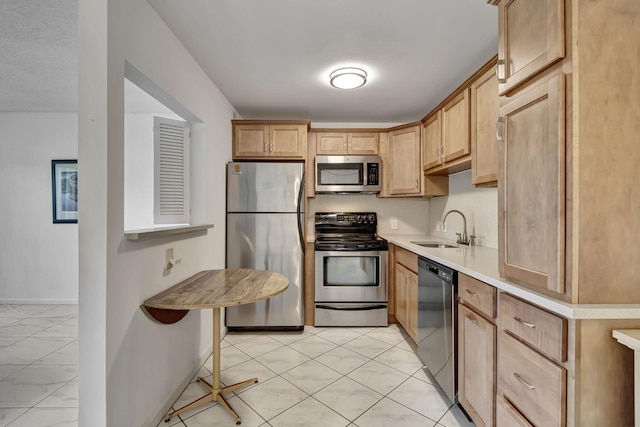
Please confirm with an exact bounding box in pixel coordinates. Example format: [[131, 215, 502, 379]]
[[154, 117, 190, 224]]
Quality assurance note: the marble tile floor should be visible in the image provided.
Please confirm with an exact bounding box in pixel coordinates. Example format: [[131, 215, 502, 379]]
[[0, 304, 78, 427], [162, 324, 476, 427], [0, 304, 476, 427]]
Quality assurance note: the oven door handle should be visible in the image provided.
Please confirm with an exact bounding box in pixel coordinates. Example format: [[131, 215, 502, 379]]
[[315, 304, 387, 311]]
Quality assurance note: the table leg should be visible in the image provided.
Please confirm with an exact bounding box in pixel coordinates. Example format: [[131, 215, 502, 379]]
[[164, 307, 258, 425]]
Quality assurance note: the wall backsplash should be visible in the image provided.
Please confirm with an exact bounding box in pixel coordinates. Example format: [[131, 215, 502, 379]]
[[429, 170, 498, 248], [307, 195, 430, 236]]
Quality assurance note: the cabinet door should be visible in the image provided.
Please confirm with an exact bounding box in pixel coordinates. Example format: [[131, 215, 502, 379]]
[[406, 269, 418, 343], [422, 112, 443, 170], [269, 124, 306, 158], [316, 132, 348, 155], [497, 0, 565, 95], [233, 125, 269, 158], [395, 264, 408, 328], [442, 88, 471, 164], [348, 132, 378, 155], [498, 74, 566, 295], [388, 126, 421, 195], [459, 304, 496, 427], [471, 67, 499, 186]]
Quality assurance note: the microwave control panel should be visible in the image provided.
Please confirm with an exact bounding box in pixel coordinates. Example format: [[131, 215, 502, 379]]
[[367, 163, 379, 185]]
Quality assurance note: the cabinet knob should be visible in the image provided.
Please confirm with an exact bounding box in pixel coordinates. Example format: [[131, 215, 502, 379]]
[[464, 288, 479, 297], [465, 314, 479, 325]]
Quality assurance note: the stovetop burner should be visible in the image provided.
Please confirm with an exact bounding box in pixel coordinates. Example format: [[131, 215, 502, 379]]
[[314, 212, 387, 251]]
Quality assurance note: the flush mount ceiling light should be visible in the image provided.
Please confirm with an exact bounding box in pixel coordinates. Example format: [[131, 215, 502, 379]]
[[329, 67, 367, 89]]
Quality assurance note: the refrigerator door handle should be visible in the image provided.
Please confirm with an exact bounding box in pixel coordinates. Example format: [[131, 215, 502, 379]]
[[297, 170, 306, 255]]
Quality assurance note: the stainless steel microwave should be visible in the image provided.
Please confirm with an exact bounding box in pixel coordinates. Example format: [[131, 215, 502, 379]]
[[315, 155, 382, 194]]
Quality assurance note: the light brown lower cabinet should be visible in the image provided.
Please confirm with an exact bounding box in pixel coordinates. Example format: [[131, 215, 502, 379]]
[[497, 330, 566, 427], [458, 273, 497, 427], [458, 304, 496, 427], [395, 263, 417, 343]]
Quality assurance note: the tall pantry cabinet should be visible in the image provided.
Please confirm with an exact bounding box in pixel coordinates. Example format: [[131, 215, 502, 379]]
[[490, 0, 640, 426], [495, 0, 640, 304]]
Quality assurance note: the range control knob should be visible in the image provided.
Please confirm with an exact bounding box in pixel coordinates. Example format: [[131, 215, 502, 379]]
[[368, 214, 375, 223]]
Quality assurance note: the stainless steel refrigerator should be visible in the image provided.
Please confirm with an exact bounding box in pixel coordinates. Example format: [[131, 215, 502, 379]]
[[226, 162, 305, 330]]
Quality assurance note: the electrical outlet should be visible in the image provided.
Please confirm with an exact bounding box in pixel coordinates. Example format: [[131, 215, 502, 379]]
[[390, 218, 398, 230], [441, 221, 446, 232], [165, 248, 174, 270]]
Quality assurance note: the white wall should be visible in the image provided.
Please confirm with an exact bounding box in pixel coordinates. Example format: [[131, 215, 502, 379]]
[[78, 0, 234, 425], [0, 113, 78, 303], [428, 170, 498, 248]]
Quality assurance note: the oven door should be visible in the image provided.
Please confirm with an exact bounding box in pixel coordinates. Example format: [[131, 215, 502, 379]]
[[314, 250, 387, 302]]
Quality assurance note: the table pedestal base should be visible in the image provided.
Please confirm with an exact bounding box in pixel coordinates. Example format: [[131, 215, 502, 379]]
[[164, 376, 258, 424]]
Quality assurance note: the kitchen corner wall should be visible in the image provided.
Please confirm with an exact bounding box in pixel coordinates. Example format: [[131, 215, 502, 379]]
[[0, 113, 78, 303], [428, 170, 498, 248]]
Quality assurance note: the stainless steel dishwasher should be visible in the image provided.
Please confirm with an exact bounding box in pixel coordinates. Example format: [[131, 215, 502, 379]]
[[417, 256, 458, 403]]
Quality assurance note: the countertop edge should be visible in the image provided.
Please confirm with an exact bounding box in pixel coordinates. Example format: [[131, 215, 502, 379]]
[[382, 234, 640, 321]]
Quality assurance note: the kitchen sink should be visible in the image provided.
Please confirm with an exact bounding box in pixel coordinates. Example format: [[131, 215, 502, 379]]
[[411, 241, 458, 248]]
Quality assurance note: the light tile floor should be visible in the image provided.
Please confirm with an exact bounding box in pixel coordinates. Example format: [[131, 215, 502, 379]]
[[0, 304, 78, 427], [162, 324, 476, 427], [0, 305, 475, 427]]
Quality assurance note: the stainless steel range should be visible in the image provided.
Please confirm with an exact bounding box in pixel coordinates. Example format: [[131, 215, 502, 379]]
[[314, 212, 388, 327]]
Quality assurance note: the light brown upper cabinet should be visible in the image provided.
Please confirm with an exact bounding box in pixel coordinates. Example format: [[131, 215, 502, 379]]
[[471, 66, 500, 187], [315, 131, 378, 155], [497, 0, 565, 95], [232, 120, 309, 159], [422, 87, 472, 176], [387, 125, 422, 195], [498, 73, 566, 296], [421, 112, 442, 170], [442, 88, 471, 164]]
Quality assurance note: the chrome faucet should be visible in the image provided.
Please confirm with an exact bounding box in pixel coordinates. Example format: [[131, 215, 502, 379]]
[[442, 209, 476, 246]]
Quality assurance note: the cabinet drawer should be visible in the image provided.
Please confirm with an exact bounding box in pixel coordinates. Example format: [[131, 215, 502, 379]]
[[459, 274, 496, 319], [499, 293, 567, 362], [496, 395, 533, 427], [498, 332, 566, 427], [395, 246, 418, 274]]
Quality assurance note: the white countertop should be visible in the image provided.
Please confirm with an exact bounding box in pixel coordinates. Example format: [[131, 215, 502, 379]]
[[612, 329, 640, 352], [382, 234, 640, 320]]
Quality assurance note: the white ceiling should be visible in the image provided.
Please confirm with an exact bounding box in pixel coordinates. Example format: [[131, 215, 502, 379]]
[[1, 0, 498, 124]]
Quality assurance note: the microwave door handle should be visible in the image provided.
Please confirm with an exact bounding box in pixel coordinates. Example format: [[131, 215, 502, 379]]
[[297, 170, 306, 255]]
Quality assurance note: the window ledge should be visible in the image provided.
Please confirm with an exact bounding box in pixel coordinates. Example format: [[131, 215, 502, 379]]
[[124, 224, 214, 241]]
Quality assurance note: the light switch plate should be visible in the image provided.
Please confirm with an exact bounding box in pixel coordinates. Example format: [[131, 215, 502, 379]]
[[390, 218, 398, 230]]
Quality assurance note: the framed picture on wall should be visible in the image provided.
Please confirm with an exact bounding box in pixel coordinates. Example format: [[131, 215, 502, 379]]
[[51, 160, 78, 223]]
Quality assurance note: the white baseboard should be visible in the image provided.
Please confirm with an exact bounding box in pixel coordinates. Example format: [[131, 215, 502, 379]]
[[0, 299, 78, 304], [142, 341, 214, 427]]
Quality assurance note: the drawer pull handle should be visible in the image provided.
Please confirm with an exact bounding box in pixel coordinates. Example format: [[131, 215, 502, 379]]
[[514, 373, 535, 390], [465, 314, 478, 325], [464, 289, 479, 297], [497, 59, 507, 84], [496, 117, 505, 141], [514, 317, 536, 329]]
